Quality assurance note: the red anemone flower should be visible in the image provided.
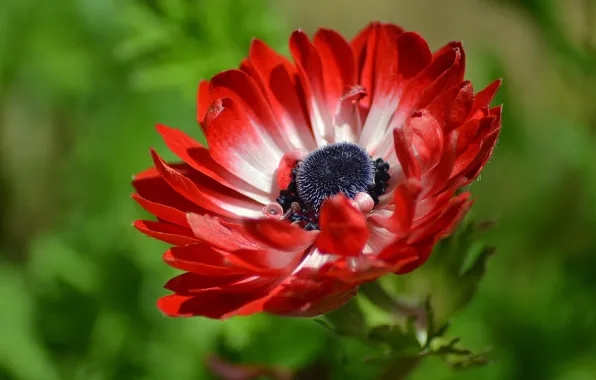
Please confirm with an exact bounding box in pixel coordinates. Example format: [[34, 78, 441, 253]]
[[132, 22, 501, 319]]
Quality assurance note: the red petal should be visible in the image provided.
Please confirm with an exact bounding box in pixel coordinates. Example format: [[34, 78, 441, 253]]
[[397, 32, 432, 78], [133, 220, 198, 246], [275, 150, 305, 190], [405, 110, 445, 171], [132, 165, 206, 216], [334, 86, 368, 141], [389, 179, 422, 236], [472, 78, 502, 114], [426, 81, 474, 133], [409, 192, 472, 244], [385, 239, 434, 274], [266, 283, 358, 317], [260, 269, 357, 316], [420, 130, 458, 197], [197, 80, 210, 127], [390, 42, 464, 131], [246, 39, 316, 151], [209, 69, 293, 152], [132, 193, 190, 228], [314, 28, 357, 107], [151, 149, 263, 218], [164, 272, 248, 294], [243, 218, 318, 252], [290, 29, 334, 144], [156, 124, 270, 204], [461, 127, 500, 183], [413, 186, 459, 226], [351, 23, 379, 111], [451, 113, 499, 180], [157, 291, 267, 319], [393, 127, 422, 180], [357, 25, 401, 149], [165, 244, 288, 276], [415, 42, 466, 109], [186, 213, 256, 251], [164, 246, 246, 276], [317, 195, 369, 257], [204, 98, 282, 193], [351, 22, 404, 111]]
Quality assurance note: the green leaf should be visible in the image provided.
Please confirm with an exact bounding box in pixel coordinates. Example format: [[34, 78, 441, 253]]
[[324, 298, 368, 338], [342, 284, 491, 375], [378, 219, 497, 325], [367, 324, 421, 358]]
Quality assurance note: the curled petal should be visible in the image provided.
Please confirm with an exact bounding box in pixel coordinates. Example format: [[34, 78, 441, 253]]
[[263, 203, 284, 219], [334, 85, 367, 142]]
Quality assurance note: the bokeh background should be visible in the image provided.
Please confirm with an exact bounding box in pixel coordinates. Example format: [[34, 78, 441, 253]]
[[1, 0, 596, 379]]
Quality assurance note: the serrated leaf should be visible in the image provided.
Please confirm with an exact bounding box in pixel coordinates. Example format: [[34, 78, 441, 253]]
[[355, 288, 491, 374], [429, 337, 491, 370]]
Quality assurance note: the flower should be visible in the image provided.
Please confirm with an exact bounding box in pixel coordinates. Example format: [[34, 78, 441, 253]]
[[132, 22, 502, 319]]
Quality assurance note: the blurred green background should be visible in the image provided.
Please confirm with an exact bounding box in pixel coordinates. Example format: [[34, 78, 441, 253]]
[[1, 0, 596, 379]]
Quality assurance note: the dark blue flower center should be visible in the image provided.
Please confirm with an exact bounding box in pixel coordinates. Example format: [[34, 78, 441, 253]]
[[296, 142, 374, 210], [276, 142, 390, 231]]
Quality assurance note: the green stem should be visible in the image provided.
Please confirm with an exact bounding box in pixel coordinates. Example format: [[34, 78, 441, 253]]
[[360, 281, 427, 330]]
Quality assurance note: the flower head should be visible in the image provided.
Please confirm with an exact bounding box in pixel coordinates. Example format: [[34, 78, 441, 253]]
[[132, 22, 502, 319]]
